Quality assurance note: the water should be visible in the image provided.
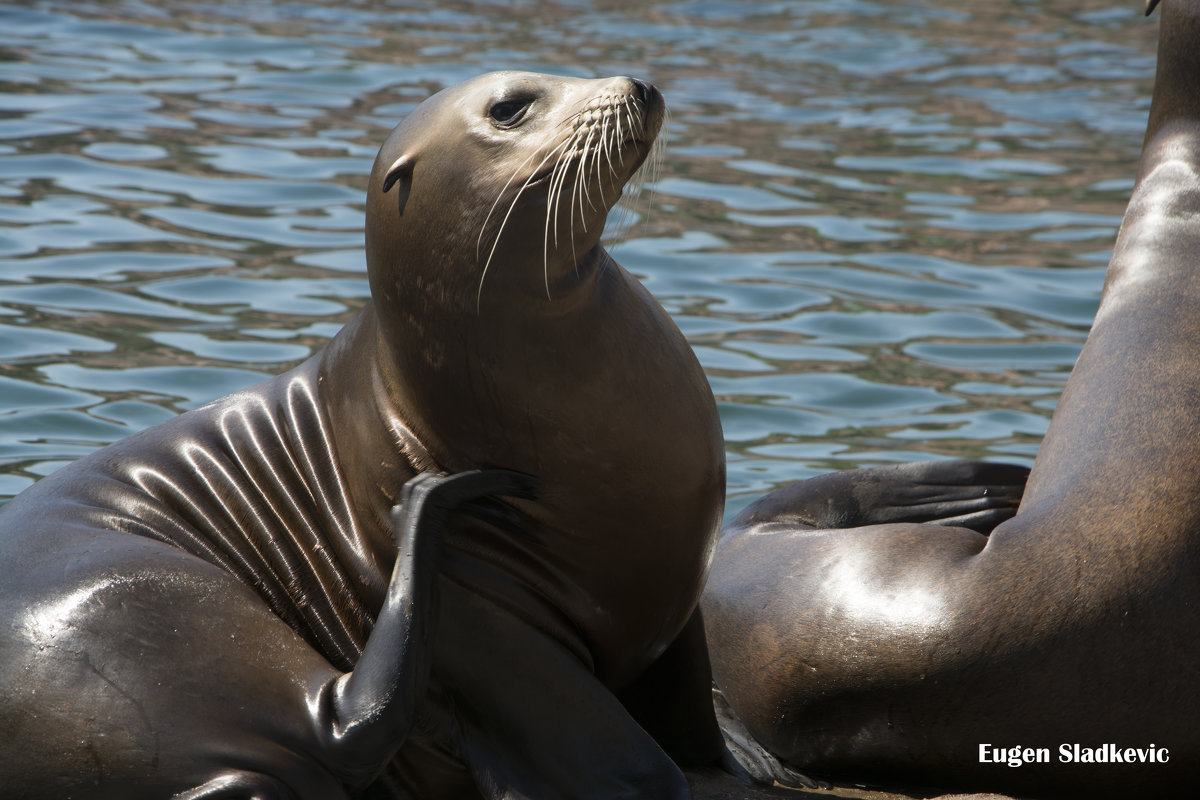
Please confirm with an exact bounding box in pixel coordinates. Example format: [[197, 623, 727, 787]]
[[0, 0, 1159, 517]]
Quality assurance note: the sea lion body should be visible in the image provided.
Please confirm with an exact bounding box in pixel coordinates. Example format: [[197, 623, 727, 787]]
[[0, 71, 726, 798], [702, 4, 1200, 798]]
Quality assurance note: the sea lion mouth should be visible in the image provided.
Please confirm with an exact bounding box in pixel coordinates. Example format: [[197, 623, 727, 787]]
[[526, 168, 555, 188], [525, 136, 650, 188]]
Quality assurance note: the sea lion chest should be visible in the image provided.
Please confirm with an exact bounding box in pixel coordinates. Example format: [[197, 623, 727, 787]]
[[417, 261, 726, 687]]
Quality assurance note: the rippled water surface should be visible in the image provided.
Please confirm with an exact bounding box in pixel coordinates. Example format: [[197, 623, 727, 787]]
[[0, 1, 1160, 515]]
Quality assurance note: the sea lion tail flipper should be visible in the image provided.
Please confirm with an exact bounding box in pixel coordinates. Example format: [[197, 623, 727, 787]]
[[314, 469, 536, 785]]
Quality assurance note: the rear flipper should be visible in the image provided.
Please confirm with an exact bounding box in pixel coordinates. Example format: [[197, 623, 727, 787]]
[[711, 687, 826, 791], [314, 469, 537, 787], [729, 460, 1028, 535]]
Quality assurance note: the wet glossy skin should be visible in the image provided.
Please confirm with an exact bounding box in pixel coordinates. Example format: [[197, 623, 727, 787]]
[[703, 4, 1200, 797], [0, 72, 726, 799]]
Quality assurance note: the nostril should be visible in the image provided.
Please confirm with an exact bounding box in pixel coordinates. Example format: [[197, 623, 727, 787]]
[[630, 78, 653, 104]]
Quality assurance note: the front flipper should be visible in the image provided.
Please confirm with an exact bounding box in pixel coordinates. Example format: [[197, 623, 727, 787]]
[[433, 577, 691, 800], [314, 469, 537, 787], [730, 460, 1028, 535], [618, 609, 823, 790], [617, 610, 726, 772]]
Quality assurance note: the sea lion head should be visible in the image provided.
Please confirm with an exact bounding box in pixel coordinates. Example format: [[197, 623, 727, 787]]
[[365, 71, 665, 310]]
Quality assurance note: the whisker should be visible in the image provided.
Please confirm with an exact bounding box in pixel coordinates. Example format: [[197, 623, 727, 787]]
[[605, 101, 634, 241], [554, 126, 588, 245], [600, 105, 617, 187], [577, 122, 601, 222], [607, 99, 667, 248], [571, 140, 590, 267], [569, 127, 589, 252], [477, 135, 575, 310], [646, 106, 668, 230], [477, 139, 565, 266], [545, 127, 584, 297], [597, 108, 611, 189]]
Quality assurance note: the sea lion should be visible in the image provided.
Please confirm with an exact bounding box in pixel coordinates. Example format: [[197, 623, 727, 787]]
[[0, 71, 728, 799], [702, 3, 1200, 798]]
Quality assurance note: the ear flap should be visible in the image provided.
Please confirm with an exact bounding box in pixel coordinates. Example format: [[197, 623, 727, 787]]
[[381, 154, 415, 213]]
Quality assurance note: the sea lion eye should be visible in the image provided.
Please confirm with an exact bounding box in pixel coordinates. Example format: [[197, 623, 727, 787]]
[[489, 97, 532, 126]]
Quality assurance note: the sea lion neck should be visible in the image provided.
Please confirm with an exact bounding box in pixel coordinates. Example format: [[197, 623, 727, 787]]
[[362, 252, 607, 454], [317, 309, 439, 542], [317, 244, 610, 494]]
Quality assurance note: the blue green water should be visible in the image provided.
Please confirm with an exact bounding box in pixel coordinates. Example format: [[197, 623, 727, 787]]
[[0, 1, 1159, 517]]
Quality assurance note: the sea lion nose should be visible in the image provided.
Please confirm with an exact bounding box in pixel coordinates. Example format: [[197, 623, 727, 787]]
[[629, 78, 655, 105]]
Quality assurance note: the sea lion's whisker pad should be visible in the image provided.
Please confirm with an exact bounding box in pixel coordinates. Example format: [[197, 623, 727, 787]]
[[0, 70, 725, 799], [465, 74, 665, 306]]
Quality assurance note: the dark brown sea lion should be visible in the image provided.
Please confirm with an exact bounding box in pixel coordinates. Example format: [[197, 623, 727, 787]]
[[0, 71, 727, 799], [702, 3, 1200, 798]]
